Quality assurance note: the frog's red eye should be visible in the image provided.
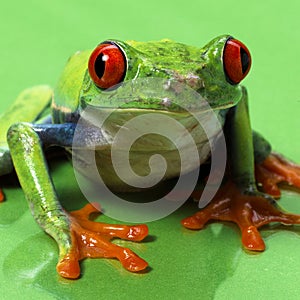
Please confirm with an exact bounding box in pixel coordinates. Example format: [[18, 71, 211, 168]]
[[88, 42, 126, 89], [223, 38, 251, 85]]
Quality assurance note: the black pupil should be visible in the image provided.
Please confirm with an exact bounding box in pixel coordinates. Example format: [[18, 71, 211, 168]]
[[240, 48, 249, 74], [95, 53, 105, 78]]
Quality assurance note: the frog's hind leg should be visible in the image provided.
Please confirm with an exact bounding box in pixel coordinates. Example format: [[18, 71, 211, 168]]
[[0, 148, 13, 201], [256, 153, 300, 198], [251, 131, 300, 197], [0, 86, 53, 201]]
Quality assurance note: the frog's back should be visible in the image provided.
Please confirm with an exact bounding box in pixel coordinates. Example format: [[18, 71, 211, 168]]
[[52, 50, 91, 124]]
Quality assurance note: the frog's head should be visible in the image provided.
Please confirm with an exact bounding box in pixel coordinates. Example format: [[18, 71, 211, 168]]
[[194, 35, 251, 108], [80, 35, 251, 113]]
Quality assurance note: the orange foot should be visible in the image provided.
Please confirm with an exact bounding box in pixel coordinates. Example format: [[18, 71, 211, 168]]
[[256, 153, 300, 198], [0, 188, 4, 202], [182, 181, 300, 251], [56, 203, 149, 279]]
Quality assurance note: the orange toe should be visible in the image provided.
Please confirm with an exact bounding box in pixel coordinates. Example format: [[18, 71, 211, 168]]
[[0, 189, 4, 202], [256, 153, 300, 197], [57, 203, 149, 279], [182, 181, 300, 251], [241, 226, 265, 251]]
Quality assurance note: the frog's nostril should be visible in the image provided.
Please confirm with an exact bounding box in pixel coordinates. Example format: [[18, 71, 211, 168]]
[[223, 38, 251, 85]]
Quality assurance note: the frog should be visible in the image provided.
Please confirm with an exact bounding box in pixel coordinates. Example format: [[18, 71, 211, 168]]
[[1, 35, 300, 279]]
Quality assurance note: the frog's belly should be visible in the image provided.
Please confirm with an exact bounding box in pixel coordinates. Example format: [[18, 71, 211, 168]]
[[73, 111, 224, 192]]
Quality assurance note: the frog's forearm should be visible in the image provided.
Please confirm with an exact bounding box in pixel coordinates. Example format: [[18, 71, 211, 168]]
[[6, 122, 148, 278], [32, 123, 108, 148], [225, 87, 256, 190], [7, 122, 72, 259]]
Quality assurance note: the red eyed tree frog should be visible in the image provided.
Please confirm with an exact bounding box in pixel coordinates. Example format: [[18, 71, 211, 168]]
[[1, 35, 300, 279]]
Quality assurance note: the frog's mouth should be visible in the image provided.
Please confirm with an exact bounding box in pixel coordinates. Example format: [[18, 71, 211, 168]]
[[80, 75, 240, 115], [81, 92, 237, 118]]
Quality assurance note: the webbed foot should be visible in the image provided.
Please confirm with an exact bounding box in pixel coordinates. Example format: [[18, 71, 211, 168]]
[[256, 153, 300, 198], [182, 182, 300, 251], [56, 203, 149, 279]]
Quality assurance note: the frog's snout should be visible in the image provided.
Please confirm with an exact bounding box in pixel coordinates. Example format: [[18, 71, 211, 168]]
[[223, 38, 251, 85]]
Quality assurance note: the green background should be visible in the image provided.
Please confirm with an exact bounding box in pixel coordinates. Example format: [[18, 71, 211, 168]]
[[1, 0, 300, 299]]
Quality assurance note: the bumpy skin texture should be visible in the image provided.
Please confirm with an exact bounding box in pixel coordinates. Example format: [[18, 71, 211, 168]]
[[1, 35, 300, 279]]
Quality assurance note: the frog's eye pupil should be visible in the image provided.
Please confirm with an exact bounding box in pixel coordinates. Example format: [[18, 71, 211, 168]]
[[88, 42, 126, 89], [94, 53, 105, 79], [240, 48, 250, 74], [223, 38, 251, 85]]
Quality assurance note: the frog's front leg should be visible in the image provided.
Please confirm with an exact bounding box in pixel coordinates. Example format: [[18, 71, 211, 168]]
[[182, 87, 300, 251], [7, 122, 148, 279]]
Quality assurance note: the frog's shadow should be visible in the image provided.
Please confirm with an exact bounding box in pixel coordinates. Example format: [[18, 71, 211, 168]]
[[259, 222, 300, 240]]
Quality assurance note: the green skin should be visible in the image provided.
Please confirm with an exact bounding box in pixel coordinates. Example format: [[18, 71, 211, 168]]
[[1, 35, 272, 275]]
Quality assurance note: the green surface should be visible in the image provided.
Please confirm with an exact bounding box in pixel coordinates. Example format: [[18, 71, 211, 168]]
[[0, 0, 300, 299]]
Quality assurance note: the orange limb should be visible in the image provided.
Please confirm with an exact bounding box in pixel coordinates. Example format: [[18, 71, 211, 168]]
[[56, 203, 149, 279], [0, 189, 4, 202], [182, 181, 300, 251], [256, 153, 300, 198]]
